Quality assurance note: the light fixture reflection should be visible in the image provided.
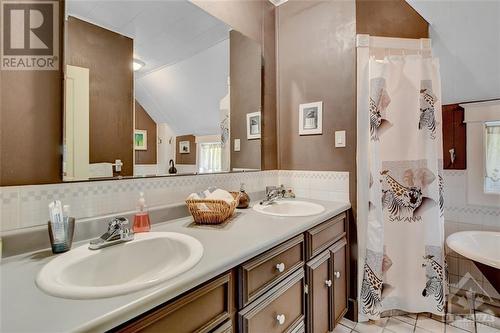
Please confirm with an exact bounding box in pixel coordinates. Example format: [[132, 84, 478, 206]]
[[133, 59, 145, 71]]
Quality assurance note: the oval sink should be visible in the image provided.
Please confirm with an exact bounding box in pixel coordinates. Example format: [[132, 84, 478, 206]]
[[253, 200, 325, 217], [36, 232, 203, 299]]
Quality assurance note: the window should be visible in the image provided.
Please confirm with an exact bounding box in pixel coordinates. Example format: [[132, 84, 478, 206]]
[[198, 142, 222, 173], [485, 122, 500, 193]]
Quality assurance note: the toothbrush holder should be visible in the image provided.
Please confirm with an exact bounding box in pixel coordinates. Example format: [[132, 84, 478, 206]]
[[47, 217, 75, 254]]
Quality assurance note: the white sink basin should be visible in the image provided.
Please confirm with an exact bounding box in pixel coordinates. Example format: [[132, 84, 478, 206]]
[[446, 231, 500, 269], [36, 232, 203, 299], [253, 200, 325, 217]]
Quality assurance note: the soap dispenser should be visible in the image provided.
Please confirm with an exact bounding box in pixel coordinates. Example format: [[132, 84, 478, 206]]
[[237, 183, 250, 209], [133, 192, 151, 232]]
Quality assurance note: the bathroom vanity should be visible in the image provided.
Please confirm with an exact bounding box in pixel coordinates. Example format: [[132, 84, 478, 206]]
[[0, 199, 350, 333], [112, 210, 349, 333]]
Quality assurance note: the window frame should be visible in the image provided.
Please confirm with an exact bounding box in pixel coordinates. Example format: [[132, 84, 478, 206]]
[[484, 121, 500, 194], [462, 100, 500, 207]]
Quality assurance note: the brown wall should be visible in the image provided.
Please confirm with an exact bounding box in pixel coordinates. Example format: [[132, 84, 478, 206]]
[[277, 0, 357, 207], [0, 0, 65, 186], [192, 0, 277, 170], [66, 17, 134, 176], [135, 101, 157, 165], [176, 135, 196, 165], [230, 31, 262, 170], [261, 1, 278, 170], [356, 0, 428, 38]]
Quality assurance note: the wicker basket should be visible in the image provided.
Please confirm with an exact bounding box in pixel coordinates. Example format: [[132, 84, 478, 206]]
[[186, 192, 240, 225]]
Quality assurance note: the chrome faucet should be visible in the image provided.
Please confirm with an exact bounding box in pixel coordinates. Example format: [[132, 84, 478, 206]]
[[89, 217, 134, 250], [260, 185, 286, 206]]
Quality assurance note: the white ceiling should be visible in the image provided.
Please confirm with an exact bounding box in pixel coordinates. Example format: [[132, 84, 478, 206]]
[[66, 0, 230, 75], [407, 0, 500, 104], [135, 39, 229, 136]]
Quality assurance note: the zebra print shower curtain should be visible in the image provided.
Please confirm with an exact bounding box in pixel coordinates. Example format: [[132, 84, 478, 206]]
[[359, 55, 446, 320]]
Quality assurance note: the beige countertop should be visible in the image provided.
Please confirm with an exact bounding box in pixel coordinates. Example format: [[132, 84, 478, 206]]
[[0, 199, 350, 333]]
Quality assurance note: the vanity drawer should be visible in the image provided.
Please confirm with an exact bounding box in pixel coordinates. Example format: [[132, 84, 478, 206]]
[[239, 235, 304, 308], [305, 213, 346, 260], [238, 268, 305, 333], [116, 272, 233, 333]]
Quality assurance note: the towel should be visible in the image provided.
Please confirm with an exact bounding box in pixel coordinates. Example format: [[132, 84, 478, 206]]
[[89, 163, 113, 178], [187, 187, 234, 206]]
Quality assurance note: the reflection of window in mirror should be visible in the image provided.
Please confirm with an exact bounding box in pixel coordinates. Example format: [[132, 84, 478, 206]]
[[198, 142, 223, 174], [485, 121, 500, 193]]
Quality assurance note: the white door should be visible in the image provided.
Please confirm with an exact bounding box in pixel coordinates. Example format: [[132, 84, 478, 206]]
[[64, 65, 90, 180]]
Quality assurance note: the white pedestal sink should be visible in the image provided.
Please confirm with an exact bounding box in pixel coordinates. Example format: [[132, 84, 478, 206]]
[[36, 232, 203, 299], [446, 231, 500, 269], [253, 200, 325, 217]]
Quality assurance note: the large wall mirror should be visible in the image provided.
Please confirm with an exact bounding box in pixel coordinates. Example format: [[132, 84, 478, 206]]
[[63, 0, 262, 181]]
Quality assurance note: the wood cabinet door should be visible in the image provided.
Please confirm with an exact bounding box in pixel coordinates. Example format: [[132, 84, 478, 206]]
[[305, 250, 332, 333], [330, 238, 348, 326], [442, 104, 466, 169]]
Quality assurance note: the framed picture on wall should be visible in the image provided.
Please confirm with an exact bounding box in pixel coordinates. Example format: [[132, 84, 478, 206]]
[[179, 140, 190, 154], [299, 101, 323, 135], [246, 111, 261, 140], [134, 130, 147, 150]]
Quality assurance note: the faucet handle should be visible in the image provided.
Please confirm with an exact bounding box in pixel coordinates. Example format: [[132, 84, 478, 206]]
[[108, 217, 129, 231], [278, 184, 286, 194], [265, 186, 277, 195]]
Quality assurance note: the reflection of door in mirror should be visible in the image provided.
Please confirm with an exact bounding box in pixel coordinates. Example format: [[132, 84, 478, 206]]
[[64, 65, 89, 181], [65, 16, 134, 180]]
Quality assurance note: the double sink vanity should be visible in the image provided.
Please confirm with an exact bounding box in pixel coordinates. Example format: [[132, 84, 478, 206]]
[[1, 199, 351, 332]]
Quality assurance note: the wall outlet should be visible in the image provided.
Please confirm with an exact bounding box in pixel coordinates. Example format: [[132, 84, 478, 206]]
[[234, 139, 241, 151], [335, 130, 346, 148]]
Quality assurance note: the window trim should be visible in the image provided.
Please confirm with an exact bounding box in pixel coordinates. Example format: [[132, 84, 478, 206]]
[[462, 100, 500, 207], [484, 121, 500, 193]]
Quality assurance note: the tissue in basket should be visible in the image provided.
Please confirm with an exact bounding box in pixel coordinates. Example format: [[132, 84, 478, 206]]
[[186, 191, 240, 224]]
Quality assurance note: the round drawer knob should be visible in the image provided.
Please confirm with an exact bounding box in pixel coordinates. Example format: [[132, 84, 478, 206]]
[[275, 262, 285, 273], [276, 314, 286, 325], [334, 271, 341, 279], [325, 279, 332, 287]]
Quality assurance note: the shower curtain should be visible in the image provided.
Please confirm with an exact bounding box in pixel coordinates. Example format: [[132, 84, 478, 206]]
[[359, 55, 446, 320]]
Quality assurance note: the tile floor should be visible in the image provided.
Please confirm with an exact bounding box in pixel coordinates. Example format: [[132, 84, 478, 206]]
[[334, 312, 500, 333]]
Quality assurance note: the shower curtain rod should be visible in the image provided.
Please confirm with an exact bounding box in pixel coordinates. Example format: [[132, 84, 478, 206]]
[[356, 34, 431, 51]]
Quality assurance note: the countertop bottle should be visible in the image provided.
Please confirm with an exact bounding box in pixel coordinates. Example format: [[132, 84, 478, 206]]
[[133, 192, 151, 232], [237, 183, 250, 209]]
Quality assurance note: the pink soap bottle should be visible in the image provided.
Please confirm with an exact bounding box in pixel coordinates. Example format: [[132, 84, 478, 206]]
[[133, 192, 151, 233]]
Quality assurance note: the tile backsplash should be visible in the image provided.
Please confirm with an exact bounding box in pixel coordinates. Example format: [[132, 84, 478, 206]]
[[0, 170, 350, 232], [443, 169, 500, 301]]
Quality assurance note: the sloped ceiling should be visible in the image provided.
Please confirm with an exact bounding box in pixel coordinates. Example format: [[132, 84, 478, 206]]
[[135, 39, 229, 136], [407, 0, 500, 104]]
